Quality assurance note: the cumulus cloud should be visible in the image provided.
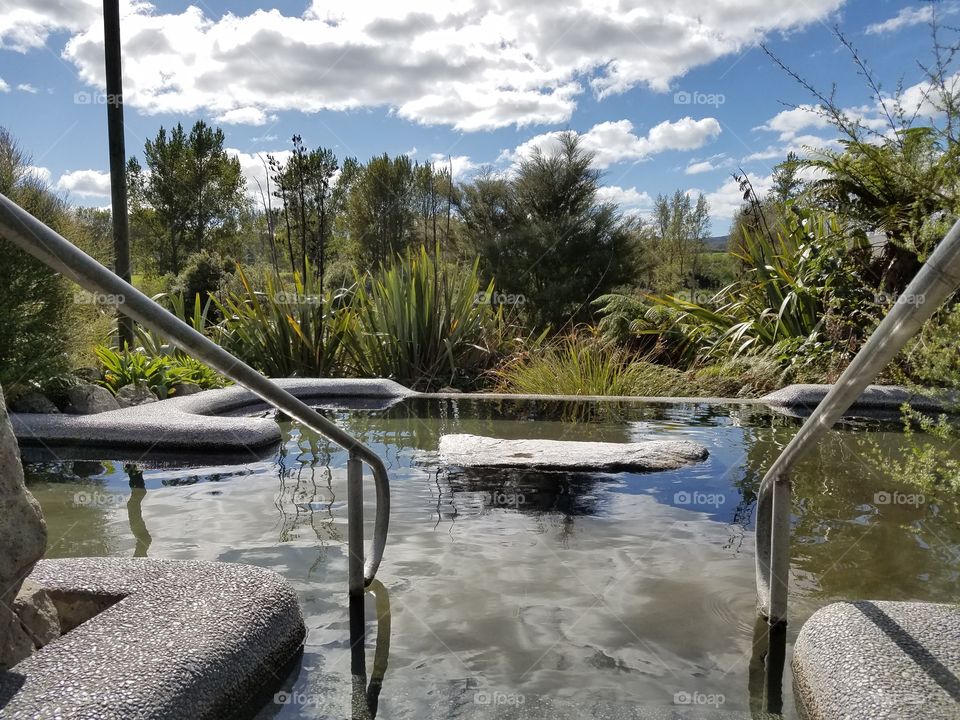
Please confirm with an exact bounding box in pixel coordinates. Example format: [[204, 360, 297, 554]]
[[502, 117, 722, 169], [596, 185, 654, 214], [684, 154, 732, 175], [865, 5, 935, 35], [693, 172, 773, 229], [56, 169, 112, 197], [25, 165, 51, 184], [214, 107, 278, 126], [0, 77, 8, 92], [226, 148, 293, 203], [429, 153, 477, 177], [16, 83, 38, 93], [0, 0, 846, 130]]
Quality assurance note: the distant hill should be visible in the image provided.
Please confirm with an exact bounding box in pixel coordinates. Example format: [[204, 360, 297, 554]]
[[703, 235, 729, 252]]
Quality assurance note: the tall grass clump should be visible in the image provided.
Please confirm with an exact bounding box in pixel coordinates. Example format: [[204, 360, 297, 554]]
[[214, 264, 353, 377], [344, 245, 510, 390], [493, 330, 688, 397]]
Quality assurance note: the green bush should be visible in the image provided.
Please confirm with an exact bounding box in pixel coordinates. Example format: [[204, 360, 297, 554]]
[[94, 345, 228, 398], [343, 245, 511, 390], [214, 264, 353, 378], [867, 405, 960, 493], [170, 250, 232, 307]]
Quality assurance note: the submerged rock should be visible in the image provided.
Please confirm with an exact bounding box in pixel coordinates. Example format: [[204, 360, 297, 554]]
[[438, 434, 708, 472], [0, 384, 48, 670], [63, 383, 120, 414], [115, 382, 159, 408], [10, 392, 60, 414]]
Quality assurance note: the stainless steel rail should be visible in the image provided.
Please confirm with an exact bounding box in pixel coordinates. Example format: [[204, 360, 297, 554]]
[[756, 218, 960, 625], [0, 192, 389, 592]]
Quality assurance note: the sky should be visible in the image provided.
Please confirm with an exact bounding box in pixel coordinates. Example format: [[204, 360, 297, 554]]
[[0, 0, 947, 233]]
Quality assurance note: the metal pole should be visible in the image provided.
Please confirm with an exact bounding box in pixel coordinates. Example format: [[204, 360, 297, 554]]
[[348, 455, 366, 685], [102, 0, 134, 348], [756, 218, 960, 624], [0, 192, 390, 584]]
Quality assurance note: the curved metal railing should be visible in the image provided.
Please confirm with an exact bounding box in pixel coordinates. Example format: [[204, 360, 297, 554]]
[[0, 192, 389, 593], [756, 218, 960, 625]]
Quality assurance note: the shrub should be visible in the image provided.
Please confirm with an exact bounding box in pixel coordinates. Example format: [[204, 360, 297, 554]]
[[343, 245, 511, 390], [169, 250, 232, 308], [94, 345, 228, 398], [214, 264, 353, 377], [867, 405, 960, 494]]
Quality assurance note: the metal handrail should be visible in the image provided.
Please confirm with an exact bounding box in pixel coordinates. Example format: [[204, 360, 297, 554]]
[[756, 218, 960, 625], [0, 192, 389, 591]]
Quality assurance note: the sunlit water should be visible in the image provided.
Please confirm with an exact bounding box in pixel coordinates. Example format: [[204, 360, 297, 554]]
[[22, 398, 960, 719]]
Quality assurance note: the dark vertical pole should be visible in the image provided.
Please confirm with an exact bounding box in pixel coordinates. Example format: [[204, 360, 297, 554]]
[[103, 0, 134, 348]]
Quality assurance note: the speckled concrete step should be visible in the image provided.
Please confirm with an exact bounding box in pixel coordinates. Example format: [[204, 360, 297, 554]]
[[793, 600, 960, 719]]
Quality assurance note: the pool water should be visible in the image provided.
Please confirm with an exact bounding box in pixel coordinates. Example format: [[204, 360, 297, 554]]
[[22, 398, 960, 719]]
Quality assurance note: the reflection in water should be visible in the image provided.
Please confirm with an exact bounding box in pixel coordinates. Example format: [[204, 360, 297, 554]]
[[351, 580, 391, 720], [749, 615, 786, 716], [23, 399, 960, 719]]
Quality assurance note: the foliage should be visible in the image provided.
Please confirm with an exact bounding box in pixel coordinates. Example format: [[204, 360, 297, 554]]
[[458, 133, 640, 329], [94, 345, 228, 398], [214, 263, 354, 378], [127, 120, 245, 275], [169, 250, 232, 308], [893, 304, 960, 390], [343, 245, 510, 390], [0, 127, 74, 394], [644, 190, 711, 292], [867, 405, 960, 493]]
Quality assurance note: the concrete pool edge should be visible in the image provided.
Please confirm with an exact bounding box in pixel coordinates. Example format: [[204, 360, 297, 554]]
[[9, 381, 954, 456], [0, 557, 305, 719], [11, 378, 415, 455]]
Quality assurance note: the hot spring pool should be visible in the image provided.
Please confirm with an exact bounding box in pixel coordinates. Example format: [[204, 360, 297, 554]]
[[22, 397, 960, 718]]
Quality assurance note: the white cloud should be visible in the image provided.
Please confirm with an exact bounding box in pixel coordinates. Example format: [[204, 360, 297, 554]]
[[226, 148, 293, 204], [756, 105, 832, 141], [695, 172, 773, 229], [56, 169, 112, 197], [25, 165, 51, 184], [596, 185, 653, 214], [429, 153, 477, 177], [865, 5, 934, 35], [684, 154, 732, 175], [16, 83, 38, 93], [502, 117, 722, 169], [0, 77, 8, 92], [0, 0, 846, 130], [214, 107, 277, 126]]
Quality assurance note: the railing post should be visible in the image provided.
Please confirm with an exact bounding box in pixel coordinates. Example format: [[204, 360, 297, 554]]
[[348, 454, 366, 677], [768, 478, 791, 624]]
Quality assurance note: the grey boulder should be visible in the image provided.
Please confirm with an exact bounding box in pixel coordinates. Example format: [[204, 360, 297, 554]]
[[9, 392, 59, 414], [115, 381, 159, 408], [63, 383, 120, 414], [0, 385, 48, 671], [438, 434, 708, 471], [170, 382, 202, 397]]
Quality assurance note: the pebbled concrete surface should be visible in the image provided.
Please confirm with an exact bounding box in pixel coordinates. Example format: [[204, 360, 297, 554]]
[[793, 600, 960, 720], [10, 378, 414, 455], [0, 557, 306, 719], [761, 384, 956, 414], [438, 434, 709, 471]]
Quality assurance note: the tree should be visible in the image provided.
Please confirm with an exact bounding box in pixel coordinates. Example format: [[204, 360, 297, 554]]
[[459, 133, 639, 329], [127, 121, 245, 276], [346, 153, 416, 268], [268, 136, 339, 286], [649, 190, 711, 291]]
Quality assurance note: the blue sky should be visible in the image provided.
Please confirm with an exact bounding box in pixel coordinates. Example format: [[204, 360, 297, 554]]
[[0, 0, 944, 232]]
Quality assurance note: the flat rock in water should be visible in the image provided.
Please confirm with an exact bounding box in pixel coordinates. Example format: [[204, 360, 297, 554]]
[[438, 434, 708, 471]]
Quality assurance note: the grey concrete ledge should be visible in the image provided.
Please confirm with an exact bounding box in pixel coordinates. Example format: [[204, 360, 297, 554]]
[[793, 600, 960, 720], [0, 557, 305, 719], [761, 384, 957, 414], [11, 378, 415, 456]]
